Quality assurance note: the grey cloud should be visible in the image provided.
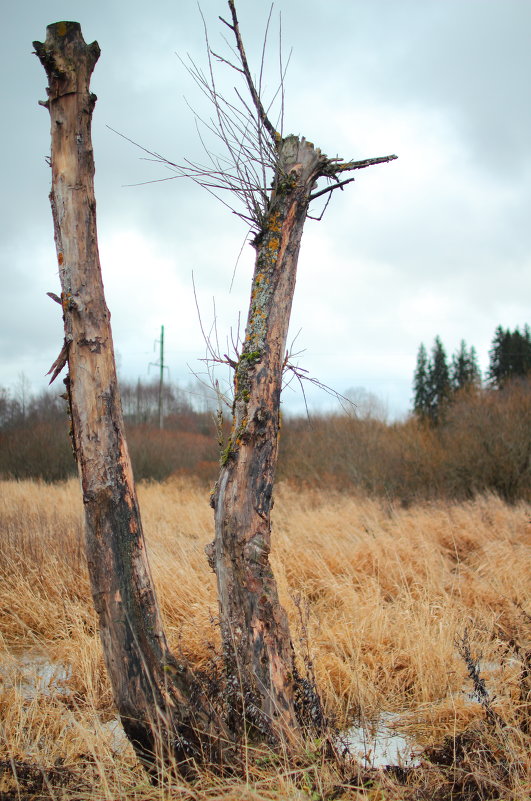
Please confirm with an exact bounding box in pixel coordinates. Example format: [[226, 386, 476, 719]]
[[2, 1, 530, 417]]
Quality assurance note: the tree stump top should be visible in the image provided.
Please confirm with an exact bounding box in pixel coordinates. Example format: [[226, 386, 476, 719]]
[[33, 22, 100, 103]]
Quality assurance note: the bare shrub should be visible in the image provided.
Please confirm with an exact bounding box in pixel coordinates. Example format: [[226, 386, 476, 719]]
[[440, 380, 531, 502], [0, 420, 75, 482], [278, 378, 531, 503], [126, 425, 218, 482]]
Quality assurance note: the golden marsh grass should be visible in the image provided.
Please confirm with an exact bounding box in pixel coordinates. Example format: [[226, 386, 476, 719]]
[[0, 478, 529, 799]]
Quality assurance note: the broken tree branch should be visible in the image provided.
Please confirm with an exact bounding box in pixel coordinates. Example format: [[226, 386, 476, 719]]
[[326, 153, 398, 175], [309, 176, 356, 202], [223, 0, 280, 143]]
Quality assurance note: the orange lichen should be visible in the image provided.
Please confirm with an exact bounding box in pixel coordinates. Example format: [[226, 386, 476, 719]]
[[268, 213, 281, 233], [58, 252, 64, 265]]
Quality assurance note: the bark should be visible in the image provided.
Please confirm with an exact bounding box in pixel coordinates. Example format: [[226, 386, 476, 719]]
[[209, 136, 327, 742], [34, 22, 229, 775]]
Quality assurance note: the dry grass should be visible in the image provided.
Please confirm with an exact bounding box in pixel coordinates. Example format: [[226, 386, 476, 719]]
[[0, 478, 529, 799]]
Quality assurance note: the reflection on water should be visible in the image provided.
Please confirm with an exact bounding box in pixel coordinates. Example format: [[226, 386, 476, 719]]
[[342, 712, 421, 768]]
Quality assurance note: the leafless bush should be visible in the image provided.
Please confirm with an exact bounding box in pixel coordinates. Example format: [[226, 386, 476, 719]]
[[278, 378, 531, 503]]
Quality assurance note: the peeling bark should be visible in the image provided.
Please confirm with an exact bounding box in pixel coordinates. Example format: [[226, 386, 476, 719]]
[[34, 22, 229, 775]]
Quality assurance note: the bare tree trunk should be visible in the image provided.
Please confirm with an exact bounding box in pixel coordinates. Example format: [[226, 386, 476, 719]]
[[35, 9, 396, 770], [209, 136, 327, 741], [201, 3, 396, 746], [34, 22, 228, 775]]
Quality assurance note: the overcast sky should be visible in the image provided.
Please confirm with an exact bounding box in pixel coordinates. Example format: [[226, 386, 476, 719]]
[[2, 0, 530, 418]]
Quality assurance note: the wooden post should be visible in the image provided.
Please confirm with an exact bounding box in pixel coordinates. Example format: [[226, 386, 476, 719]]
[[34, 22, 228, 775]]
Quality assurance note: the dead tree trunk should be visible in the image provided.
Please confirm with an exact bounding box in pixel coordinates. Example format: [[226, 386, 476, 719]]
[[206, 2, 397, 745], [210, 136, 326, 741], [35, 6, 396, 769], [210, 136, 396, 743], [34, 22, 229, 775]]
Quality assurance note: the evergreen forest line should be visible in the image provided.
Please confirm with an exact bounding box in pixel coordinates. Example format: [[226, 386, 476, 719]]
[[413, 324, 531, 423]]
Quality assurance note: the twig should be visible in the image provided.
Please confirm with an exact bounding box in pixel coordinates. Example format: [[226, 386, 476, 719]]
[[225, 1, 280, 143], [456, 629, 505, 729], [309, 176, 355, 203], [283, 359, 355, 421]]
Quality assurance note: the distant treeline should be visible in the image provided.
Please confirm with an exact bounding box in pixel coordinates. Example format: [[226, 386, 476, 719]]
[[0, 378, 218, 483], [1, 369, 529, 503], [413, 324, 531, 424]]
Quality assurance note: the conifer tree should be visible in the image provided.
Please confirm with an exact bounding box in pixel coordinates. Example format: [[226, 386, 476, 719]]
[[451, 340, 481, 391], [489, 325, 531, 387], [512, 324, 531, 377], [427, 336, 450, 423], [489, 326, 510, 387], [413, 343, 430, 418]]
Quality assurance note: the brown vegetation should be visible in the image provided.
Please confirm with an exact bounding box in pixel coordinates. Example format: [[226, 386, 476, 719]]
[[1, 378, 530, 505], [1, 479, 529, 799], [279, 379, 531, 503]]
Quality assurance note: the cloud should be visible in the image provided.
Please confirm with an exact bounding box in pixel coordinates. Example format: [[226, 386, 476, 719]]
[[2, 0, 530, 418]]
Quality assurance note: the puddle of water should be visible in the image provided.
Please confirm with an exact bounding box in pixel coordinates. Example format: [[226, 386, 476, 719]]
[[4, 653, 418, 765], [6, 651, 507, 766], [1, 652, 71, 698], [100, 718, 130, 753], [341, 712, 421, 768], [1, 651, 130, 754]]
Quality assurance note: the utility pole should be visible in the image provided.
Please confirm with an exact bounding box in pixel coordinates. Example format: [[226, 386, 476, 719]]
[[150, 325, 166, 429], [158, 325, 165, 429]]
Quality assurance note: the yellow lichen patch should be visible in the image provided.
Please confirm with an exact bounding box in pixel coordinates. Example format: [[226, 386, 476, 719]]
[[268, 238, 280, 252], [56, 21, 68, 36], [268, 213, 282, 233]]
